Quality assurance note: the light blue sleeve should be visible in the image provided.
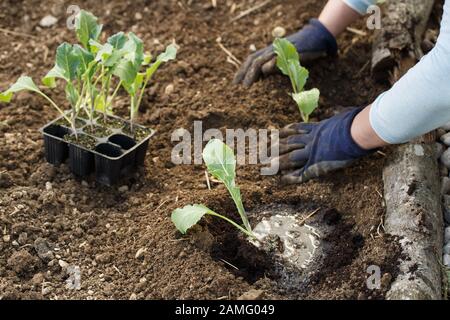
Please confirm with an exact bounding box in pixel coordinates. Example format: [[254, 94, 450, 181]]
[[343, 0, 378, 15], [370, 0, 450, 144]]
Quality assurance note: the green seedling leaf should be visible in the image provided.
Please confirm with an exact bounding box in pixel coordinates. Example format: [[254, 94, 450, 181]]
[[202, 139, 251, 232], [94, 42, 113, 62], [171, 204, 211, 234], [121, 32, 144, 69], [288, 60, 309, 93], [203, 138, 236, 184], [113, 33, 145, 87], [115, 60, 139, 90], [145, 44, 178, 79], [42, 43, 81, 87], [89, 40, 122, 68], [0, 76, 41, 102], [273, 38, 299, 77], [293, 88, 320, 122], [75, 10, 103, 50], [171, 140, 256, 240], [72, 44, 94, 76], [158, 43, 177, 62], [107, 32, 127, 49], [273, 38, 320, 122]]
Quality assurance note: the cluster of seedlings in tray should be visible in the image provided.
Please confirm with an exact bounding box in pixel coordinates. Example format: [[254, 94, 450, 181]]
[[273, 38, 320, 122], [0, 10, 177, 150]]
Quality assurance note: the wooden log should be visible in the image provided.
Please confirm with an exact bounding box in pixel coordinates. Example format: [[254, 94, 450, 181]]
[[383, 143, 443, 300], [373, 0, 444, 300], [371, 0, 435, 82]]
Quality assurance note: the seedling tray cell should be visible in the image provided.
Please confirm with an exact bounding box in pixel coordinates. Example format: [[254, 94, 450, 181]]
[[39, 114, 155, 186]]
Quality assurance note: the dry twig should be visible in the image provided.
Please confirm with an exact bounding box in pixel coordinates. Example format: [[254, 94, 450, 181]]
[[0, 27, 36, 39], [231, 0, 272, 22], [298, 208, 321, 226]]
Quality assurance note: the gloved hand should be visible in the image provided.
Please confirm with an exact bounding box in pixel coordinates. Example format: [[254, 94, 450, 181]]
[[271, 107, 375, 184], [233, 19, 338, 87]]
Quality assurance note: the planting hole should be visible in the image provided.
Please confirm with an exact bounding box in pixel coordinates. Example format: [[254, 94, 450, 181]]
[[95, 143, 123, 158], [251, 215, 321, 270], [43, 124, 71, 139], [109, 134, 136, 150]]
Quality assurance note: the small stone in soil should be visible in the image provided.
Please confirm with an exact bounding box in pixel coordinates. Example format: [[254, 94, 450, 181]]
[[440, 148, 450, 169], [441, 133, 450, 147], [237, 289, 264, 300], [39, 15, 58, 27], [445, 226, 450, 243], [441, 177, 450, 195], [34, 238, 54, 262], [444, 254, 450, 267], [444, 243, 450, 255], [95, 253, 113, 265], [129, 293, 138, 300], [272, 26, 286, 37], [164, 83, 174, 96], [18, 232, 28, 245]]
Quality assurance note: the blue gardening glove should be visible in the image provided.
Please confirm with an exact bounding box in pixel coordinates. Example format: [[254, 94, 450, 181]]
[[233, 19, 337, 87], [271, 107, 375, 184]]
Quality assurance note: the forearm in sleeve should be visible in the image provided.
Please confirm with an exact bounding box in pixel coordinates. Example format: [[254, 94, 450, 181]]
[[369, 0, 450, 144], [343, 0, 377, 15]]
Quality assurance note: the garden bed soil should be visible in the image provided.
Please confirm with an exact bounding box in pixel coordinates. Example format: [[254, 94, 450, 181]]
[[0, 0, 405, 299]]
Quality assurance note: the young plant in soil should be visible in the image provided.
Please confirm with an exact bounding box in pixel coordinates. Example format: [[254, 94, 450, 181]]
[[273, 38, 320, 123], [171, 139, 256, 239]]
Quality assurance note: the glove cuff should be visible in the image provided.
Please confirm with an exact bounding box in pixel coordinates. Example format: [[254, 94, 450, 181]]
[[341, 107, 377, 158], [309, 18, 338, 56]]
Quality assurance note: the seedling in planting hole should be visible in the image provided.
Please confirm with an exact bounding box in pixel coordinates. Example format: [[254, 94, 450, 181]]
[[273, 38, 320, 123], [171, 139, 256, 239]]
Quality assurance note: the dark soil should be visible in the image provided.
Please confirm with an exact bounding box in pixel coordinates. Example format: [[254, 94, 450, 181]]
[[55, 118, 86, 129], [123, 124, 153, 142], [83, 125, 113, 139], [64, 134, 97, 150], [97, 116, 126, 129], [0, 0, 406, 300]]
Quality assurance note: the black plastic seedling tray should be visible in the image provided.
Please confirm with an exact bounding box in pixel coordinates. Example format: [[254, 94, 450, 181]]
[[40, 114, 155, 186]]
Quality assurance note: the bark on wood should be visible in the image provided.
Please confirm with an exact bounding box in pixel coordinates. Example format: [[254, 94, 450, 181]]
[[373, 0, 444, 300], [383, 144, 443, 300], [371, 0, 435, 82]]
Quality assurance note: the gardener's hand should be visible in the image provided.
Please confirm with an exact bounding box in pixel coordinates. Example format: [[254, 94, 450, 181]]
[[233, 19, 338, 87], [271, 107, 375, 184]]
